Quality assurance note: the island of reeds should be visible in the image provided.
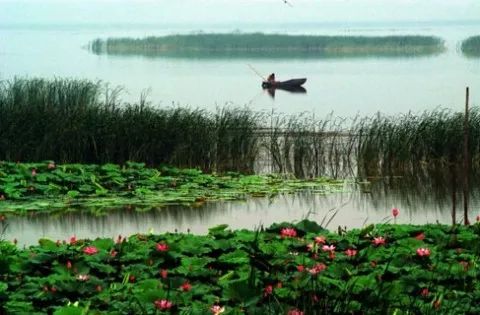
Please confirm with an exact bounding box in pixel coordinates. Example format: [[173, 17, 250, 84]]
[[89, 33, 446, 58], [461, 35, 480, 57]]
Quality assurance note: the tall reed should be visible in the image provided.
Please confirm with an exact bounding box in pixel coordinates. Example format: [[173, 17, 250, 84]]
[[461, 35, 480, 57], [0, 78, 260, 173], [1, 78, 479, 180], [90, 34, 445, 58]]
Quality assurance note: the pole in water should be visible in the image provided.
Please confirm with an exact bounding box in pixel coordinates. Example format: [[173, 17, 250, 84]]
[[463, 86, 470, 225]]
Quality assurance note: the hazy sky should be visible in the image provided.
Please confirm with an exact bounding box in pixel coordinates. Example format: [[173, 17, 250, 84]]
[[0, 0, 479, 25], [0, 0, 480, 26]]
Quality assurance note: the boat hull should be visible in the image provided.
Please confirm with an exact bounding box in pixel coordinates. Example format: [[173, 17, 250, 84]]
[[262, 78, 307, 89]]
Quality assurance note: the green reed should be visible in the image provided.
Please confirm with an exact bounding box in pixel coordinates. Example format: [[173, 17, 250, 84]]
[[1, 77, 478, 179], [461, 35, 480, 57], [90, 33, 446, 58], [0, 78, 260, 173]]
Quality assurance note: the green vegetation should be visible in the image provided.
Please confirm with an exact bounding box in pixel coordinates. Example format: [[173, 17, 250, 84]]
[[2, 78, 479, 180], [0, 78, 260, 173], [0, 162, 343, 215], [1, 220, 479, 314], [90, 33, 446, 58], [461, 35, 480, 57]]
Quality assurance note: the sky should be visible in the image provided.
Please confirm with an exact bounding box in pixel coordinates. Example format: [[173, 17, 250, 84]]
[[0, 0, 479, 26]]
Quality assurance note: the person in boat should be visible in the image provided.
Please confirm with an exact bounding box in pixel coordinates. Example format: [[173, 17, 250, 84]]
[[267, 73, 275, 83]]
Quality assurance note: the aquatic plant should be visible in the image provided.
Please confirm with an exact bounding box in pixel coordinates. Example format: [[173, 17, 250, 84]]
[[0, 161, 344, 214], [0, 78, 260, 173], [90, 33, 446, 58], [0, 220, 479, 314], [1, 78, 479, 182], [461, 35, 480, 57]]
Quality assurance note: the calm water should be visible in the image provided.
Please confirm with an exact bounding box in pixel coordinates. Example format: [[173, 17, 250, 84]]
[[0, 21, 479, 116], [5, 181, 478, 247]]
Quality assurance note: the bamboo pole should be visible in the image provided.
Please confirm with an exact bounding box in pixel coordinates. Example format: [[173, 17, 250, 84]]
[[463, 87, 470, 225]]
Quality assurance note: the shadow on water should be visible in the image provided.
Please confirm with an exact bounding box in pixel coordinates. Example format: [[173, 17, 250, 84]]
[[265, 86, 307, 99], [5, 175, 476, 246]]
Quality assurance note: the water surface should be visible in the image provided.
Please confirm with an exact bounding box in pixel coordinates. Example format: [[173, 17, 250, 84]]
[[1, 21, 479, 116]]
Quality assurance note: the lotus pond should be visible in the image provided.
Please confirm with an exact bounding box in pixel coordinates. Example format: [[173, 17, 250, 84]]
[[0, 162, 344, 215], [1, 220, 479, 314]]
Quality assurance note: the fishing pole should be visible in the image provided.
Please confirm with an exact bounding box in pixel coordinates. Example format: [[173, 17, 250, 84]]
[[247, 64, 267, 81]]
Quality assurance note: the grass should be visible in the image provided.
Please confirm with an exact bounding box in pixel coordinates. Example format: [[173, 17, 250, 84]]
[[461, 35, 480, 57], [1, 220, 479, 314], [90, 33, 446, 58]]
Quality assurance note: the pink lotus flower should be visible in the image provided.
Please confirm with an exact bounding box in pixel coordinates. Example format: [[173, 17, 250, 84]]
[[322, 244, 335, 252], [47, 162, 56, 169], [76, 274, 89, 281], [314, 235, 326, 244], [211, 305, 225, 315], [415, 232, 425, 241], [345, 249, 358, 257], [459, 261, 469, 271], [31, 169, 37, 176], [280, 228, 297, 238], [372, 236, 386, 246], [180, 282, 192, 292], [160, 269, 168, 279], [477, 215, 480, 222], [392, 208, 399, 218], [264, 284, 273, 296], [306, 243, 314, 251], [69, 235, 77, 245], [83, 246, 98, 255], [154, 299, 173, 310], [307, 263, 327, 275], [66, 260, 72, 269], [416, 248, 431, 257], [288, 309, 304, 315], [297, 265, 305, 272], [110, 249, 117, 257], [420, 288, 429, 296], [156, 242, 169, 252]]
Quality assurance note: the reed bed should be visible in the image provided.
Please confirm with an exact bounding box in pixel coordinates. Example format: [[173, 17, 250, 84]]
[[90, 33, 445, 58], [461, 35, 480, 57], [0, 78, 259, 173], [1, 78, 478, 180]]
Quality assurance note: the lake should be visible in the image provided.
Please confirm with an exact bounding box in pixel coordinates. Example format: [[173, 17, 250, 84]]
[[0, 21, 479, 117], [1, 20, 480, 245]]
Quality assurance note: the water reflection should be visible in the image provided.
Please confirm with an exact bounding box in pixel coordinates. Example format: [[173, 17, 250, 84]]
[[5, 178, 470, 246], [265, 86, 307, 98]]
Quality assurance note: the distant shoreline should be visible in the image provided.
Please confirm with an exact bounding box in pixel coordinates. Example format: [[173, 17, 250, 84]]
[[89, 33, 446, 58]]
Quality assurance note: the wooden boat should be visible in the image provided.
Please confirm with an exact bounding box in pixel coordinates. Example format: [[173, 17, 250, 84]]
[[261, 78, 307, 89]]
